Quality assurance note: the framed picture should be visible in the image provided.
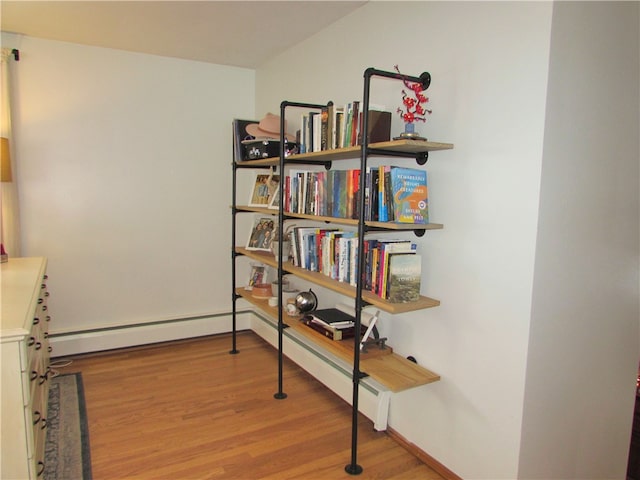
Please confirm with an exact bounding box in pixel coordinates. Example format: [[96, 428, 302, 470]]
[[232, 118, 257, 162], [245, 263, 266, 290], [246, 216, 276, 252], [268, 185, 280, 210], [248, 172, 280, 207]]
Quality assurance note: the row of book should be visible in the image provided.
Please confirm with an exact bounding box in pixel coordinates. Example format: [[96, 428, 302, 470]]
[[297, 102, 392, 154], [283, 165, 429, 224], [290, 227, 422, 303]]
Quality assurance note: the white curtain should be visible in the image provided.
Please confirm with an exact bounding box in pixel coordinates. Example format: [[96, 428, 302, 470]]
[[1, 48, 21, 258]]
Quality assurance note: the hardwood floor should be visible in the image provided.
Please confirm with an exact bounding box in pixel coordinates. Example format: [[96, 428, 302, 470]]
[[54, 331, 444, 479]]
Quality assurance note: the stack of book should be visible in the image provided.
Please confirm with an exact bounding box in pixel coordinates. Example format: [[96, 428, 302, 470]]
[[302, 308, 356, 341]]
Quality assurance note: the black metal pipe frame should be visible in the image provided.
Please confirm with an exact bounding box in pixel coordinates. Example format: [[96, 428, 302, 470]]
[[230, 158, 273, 355], [345, 67, 431, 476], [274, 101, 326, 400], [230, 160, 240, 355], [268, 69, 430, 473]]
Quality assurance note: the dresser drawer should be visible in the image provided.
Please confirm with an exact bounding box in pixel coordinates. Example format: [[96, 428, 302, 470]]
[[1, 258, 51, 480]]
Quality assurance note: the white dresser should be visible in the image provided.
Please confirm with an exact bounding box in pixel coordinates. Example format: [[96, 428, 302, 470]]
[[1, 257, 51, 479]]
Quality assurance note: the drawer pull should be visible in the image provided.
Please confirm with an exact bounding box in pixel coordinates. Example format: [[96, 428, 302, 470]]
[[33, 410, 41, 425], [28, 337, 36, 347], [37, 461, 45, 476], [33, 317, 40, 325], [39, 367, 52, 385]]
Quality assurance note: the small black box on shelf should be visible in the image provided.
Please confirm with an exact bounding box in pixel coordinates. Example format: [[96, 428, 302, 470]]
[[241, 139, 298, 161]]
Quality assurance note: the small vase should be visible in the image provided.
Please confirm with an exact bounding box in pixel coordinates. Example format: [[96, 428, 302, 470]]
[[272, 240, 291, 260], [394, 122, 426, 141]]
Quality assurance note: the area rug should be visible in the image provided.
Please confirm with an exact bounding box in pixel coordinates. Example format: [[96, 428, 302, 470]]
[[44, 372, 92, 480]]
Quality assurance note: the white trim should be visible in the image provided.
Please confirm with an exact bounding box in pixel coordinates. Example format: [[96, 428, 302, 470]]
[[49, 312, 252, 357]]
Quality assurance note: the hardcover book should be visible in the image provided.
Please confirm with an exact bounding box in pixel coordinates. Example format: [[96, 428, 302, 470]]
[[302, 317, 355, 341], [377, 240, 417, 297], [310, 308, 356, 327], [386, 253, 422, 303], [390, 167, 429, 224]]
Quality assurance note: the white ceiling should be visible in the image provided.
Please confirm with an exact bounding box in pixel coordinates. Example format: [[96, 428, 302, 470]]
[[1, 1, 367, 68]]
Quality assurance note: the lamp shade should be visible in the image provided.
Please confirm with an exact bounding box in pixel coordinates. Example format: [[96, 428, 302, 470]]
[[1, 137, 12, 182]]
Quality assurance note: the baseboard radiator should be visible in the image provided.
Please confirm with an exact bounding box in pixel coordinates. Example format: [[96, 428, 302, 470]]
[[49, 311, 252, 357], [250, 312, 391, 431]]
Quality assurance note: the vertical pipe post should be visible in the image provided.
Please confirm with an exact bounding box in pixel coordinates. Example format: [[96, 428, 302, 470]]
[[274, 103, 288, 400], [230, 151, 239, 354]]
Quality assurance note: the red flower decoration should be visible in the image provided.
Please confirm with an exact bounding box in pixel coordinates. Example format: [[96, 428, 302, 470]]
[[394, 65, 432, 124]]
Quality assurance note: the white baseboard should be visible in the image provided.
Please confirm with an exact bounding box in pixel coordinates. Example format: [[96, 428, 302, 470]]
[[49, 312, 253, 357]]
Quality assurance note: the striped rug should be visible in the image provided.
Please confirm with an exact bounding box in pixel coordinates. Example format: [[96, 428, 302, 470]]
[[44, 373, 92, 480]]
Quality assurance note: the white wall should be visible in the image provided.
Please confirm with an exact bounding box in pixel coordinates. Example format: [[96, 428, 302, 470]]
[[256, 2, 553, 478], [520, 2, 640, 478], [2, 1, 638, 478], [1, 33, 255, 333]]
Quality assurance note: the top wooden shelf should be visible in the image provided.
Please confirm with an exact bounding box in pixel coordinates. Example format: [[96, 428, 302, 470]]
[[234, 139, 454, 167]]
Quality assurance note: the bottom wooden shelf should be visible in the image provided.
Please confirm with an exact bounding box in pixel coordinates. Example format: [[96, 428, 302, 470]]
[[235, 287, 440, 392]]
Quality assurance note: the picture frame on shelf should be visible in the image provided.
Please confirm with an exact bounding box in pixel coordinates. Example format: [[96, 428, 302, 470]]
[[245, 263, 266, 290], [246, 216, 276, 252], [248, 172, 280, 207], [268, 185, 281, 210], [232, 118, 258, 162]]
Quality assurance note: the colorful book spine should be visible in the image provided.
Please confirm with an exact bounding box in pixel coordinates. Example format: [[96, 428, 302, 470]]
[[377, 241, 417, 299]]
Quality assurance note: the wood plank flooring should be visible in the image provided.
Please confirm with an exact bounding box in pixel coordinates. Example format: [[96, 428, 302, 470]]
[[53, 331, 444, 479]]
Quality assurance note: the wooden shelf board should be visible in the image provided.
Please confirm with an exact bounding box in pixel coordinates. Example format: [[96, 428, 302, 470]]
[[233, 139, 454, 167], [365, 221, 443, 231], [235, 247, 440, 314], [369, 139, 454, 153], [281, 211, 443, 231], [234, 206, 277, 215], [235, 287, 440, 392], [234, 157, 279, 167]]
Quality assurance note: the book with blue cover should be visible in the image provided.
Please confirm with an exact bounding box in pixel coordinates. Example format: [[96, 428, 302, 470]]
[[390, 167, 429, 224]]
